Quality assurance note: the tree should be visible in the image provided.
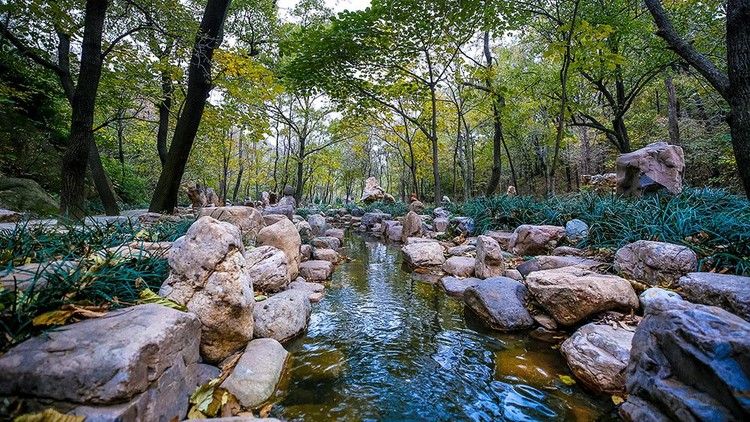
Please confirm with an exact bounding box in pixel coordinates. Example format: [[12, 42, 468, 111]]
[[149, 0, 233, 213], [644, 0, 750, 198]]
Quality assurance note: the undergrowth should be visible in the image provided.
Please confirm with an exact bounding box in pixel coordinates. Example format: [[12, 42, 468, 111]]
[[446, 188, 750, 275], [0, 218, 192, 351]]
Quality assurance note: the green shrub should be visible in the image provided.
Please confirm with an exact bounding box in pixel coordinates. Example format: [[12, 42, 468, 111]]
[[364, 200, 409, 216]]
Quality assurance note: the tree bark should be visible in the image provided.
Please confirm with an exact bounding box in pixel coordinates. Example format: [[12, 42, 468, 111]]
[[157, 66, 173, 166], [149, 0, 232, 213], [60, 0, 109, 219], [483, 31, 505, 197], [665, 74, 681, 145]]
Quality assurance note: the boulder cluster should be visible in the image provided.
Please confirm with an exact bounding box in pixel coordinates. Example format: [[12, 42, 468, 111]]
[[343, 202, 749, 420], [0, 203, 345, 421]]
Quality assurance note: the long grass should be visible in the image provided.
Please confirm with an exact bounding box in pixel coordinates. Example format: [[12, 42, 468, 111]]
[[446, 188, 750, 275], [0, 218, 192, 350]]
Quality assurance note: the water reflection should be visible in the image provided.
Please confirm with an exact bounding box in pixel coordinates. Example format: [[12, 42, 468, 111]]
[[276, 234, 612, 421]]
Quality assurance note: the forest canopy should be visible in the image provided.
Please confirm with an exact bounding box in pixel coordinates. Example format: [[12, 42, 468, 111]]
[[0, 0, 747, 216]]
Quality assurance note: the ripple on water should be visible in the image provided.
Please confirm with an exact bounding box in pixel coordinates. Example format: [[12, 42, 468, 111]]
[[274, 234, 612, 421]]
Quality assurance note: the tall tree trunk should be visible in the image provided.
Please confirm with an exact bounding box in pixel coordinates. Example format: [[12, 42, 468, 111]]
[[727, 0, 750, 198], [295, 136, 305, 202], [549, 0, 580, 197], [665, 74, 681, 144], [88, 138, 120, 215], [483, 31, 505, 197], [60, 0, 109, 219], [157, 67, 173, 166], [430, 84, 441, 204], [149, 0, 232, 213], [232, 127, 244, 202]]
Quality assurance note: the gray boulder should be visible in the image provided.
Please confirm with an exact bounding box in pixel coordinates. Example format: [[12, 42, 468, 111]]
[[614, 240, 697, 286], [199, 206, 265, 245], [325, 228, 345, 244], [561, 322, 634, 394], [312, 247, 340, 264], [484, 231, 514, 251], [525, 267, 639, 326], [0, 304, 200, 421], [361, 212, 391, 228], [433, 217, 449, 232], [299, 260, 334, 281], [159, 217, 255, 363], [565, 219, 589, 241], [516, 255, 607, 277], [257, 218, 302, 279], [464, 278, 534, 331], [510, 224, 566, 256], [448, 244, 475, 256], [307, 214, 328, 236], [402, 241, 445, 267], [442, 256, 476, 277], [221, 338, 290, 410], [439, 276, 481, 299], [253, 289, 312, 343], [311, 236, 341, 250], [677, 272, 750, 321], [288, 279, 325, 303], [401, 211, 423, 242], [244, 246, 290, 293], [387, 224, 404, 242], [474, 235, 505, 279], [620, 288, 750, 421], [0, 177, 59, 216]]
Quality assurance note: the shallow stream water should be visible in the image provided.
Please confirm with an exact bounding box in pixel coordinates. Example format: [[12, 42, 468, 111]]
[[272, 234, 614, 421]]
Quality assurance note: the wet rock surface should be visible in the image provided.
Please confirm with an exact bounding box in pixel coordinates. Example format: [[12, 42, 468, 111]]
[[621, 288, 750, 421], [463, 277, 534, 331], [221, 338, 290, 410]]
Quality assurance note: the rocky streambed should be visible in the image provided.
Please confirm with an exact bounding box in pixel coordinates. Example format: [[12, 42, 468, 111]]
[[1, 204, 749, 421]]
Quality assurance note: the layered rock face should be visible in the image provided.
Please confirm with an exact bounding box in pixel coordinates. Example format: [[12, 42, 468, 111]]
[[159, 216, 255, 363], [620, 289, 750, 421]]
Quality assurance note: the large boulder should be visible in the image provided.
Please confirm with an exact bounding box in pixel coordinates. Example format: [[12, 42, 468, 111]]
[[221, 338, 290, 410], [387, 224, 404, 242], [288, 279, 325, 303], [361, 212, 391, 228], [560, 322, 634, 394], [253, 289, 312, 343], [0, 304, 200, 421], [360, 176, 386, 203], [159, 217, 255, 363], [402, 241, 446, 267], [433, 217, 449, 232], [312, 248, 339, 264], [525, 267, 639, 326], [620, 289, 750, 421], [307, 214, 328, 236], [0, 177, 59, 216], [442, 256, 476, 278], [614, 240, 697, 286], [509, 225, 566, 256], [257, 218, 302, 279], [516, 255, 607, 277], [616, 142, 685, 196], [299, 260, 334, 281], [199, 206, 265, 245], [325, 228, 345, 244], [311, 236, 340, 250], [244, 246, 290, 293], [464, 278, 534, 331], [677, 272, 750, 321], [401, 211, 423, 242], [474, 235, 506, 279], [439, 276, 481, 299], [295, 220, 313, 243]]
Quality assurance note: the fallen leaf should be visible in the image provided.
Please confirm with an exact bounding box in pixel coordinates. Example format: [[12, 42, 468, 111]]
[[254, 295, 268, 302], [186, 406, 206, 419], [14, 408, 85, 422], [32, 310, 75, 327], [138, 288, 187, 311], [611, 395, 625, 405], [558, 375, 576, 385]]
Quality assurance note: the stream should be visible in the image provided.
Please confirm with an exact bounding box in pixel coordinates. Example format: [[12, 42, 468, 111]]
[[272, 233, 614, 421]]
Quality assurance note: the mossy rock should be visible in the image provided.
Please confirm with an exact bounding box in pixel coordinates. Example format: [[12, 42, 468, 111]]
[[0, 177, 59, 216]]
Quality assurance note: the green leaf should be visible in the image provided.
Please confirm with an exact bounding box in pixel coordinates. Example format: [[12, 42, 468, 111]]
[[138, 288, 188, 311]]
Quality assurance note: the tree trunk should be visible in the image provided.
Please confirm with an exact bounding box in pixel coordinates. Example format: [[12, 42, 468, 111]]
[[157, 67, 173, 166], [665, 74, 681, 145], [232, 127, 244, 202], [295, 136, 305, 202], [88, 138, 120, 215], [60, 0, 109, 219], [483, 31, 505, 197], [149, 0, 231, 213], [727, 0, 750, 198]]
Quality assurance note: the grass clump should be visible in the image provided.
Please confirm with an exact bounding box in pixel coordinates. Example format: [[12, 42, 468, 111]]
[[447, 188, 750, 275], [0, 218, 192, 351]]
